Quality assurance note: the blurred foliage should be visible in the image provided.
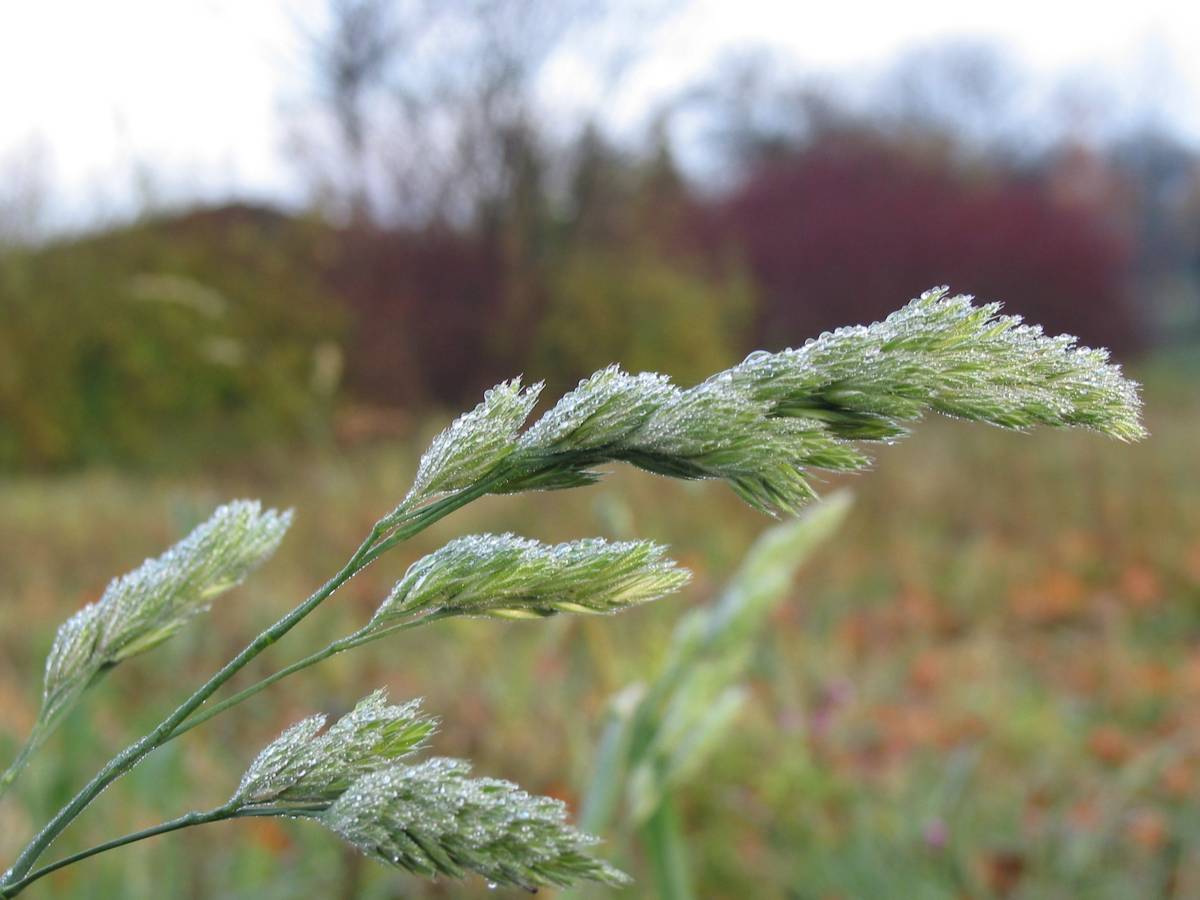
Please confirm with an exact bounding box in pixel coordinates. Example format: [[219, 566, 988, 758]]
[[576, 494, 852, 900], [693, 132, 1143, 356], [327, 225, 514, 408], [0, 207, 343, 470], [4, 99, 1189, 473], [4, 13, 1199, 474], [534, 249, 754, 390]]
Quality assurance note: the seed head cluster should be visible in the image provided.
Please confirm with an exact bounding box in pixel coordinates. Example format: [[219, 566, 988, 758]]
[[321, 757, 630, 891], [401, 289, 1145, 517], [233, 690, 435, 807], [41, 501, 291, 732], [372, 533, 692, 624], [402, 378, 543, 508]]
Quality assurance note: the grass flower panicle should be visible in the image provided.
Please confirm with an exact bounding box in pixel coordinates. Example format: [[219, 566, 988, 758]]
[[321, 758, 630, 891], [0, 501, 291, 799], [372, 533, 692, 623], [729, 288, 1145, 441], [396, 289, 1145, 517], [232, 690, 436, 808], [400, 378, 543, 510], [519, 365, 679, 453]]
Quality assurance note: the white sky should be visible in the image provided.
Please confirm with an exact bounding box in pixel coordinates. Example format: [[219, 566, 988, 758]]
[[2, 0, 1198, 229]]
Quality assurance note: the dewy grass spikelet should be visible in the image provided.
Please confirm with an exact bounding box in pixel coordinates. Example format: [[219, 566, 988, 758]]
[[233, 690, 436, 808], [5, 501, 292, 794], [519, 365, 679, 452], [729, 287, 1146, 441], [400, 377, 543, 509], [320, 758, 630, 891], [371, 533, 691, 624], [490, 288, 1142, 514], [401, 289, 1143, 518]]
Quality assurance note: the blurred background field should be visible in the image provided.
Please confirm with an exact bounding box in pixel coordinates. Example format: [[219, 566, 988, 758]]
[[2, 1, 1199, 897]]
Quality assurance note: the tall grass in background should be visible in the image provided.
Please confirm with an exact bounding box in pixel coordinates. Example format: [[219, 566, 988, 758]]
[[577, 493, 853, 899]]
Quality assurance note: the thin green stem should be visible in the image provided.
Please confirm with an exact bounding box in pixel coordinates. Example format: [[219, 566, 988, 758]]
[[0, 804, 326, 898], [332, 609, 460, 654], [0, 807, 233, 898], [169, 638, 362, 740], [641, 799, 695, 900], [166, 611, 454, 741], [0, 733, 43, 802], [2, 477, 491, 886], [361, 475, 500, 567]]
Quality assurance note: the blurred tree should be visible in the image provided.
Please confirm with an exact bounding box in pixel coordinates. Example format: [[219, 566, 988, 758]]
[[526, 121, 752, 392], [564, 123, 633, 247], [669, 41, 1200, 356], [564, 121, 695, 252], [534, 248, 753, 390], [326, 224, 510, 407], [875, 41, 1030, 158], [295, 0, 612, 228], [0, 206, 342, 470], [295, 0, 653, 408], [0, 139, 50, 247], [311, 0, 406, 222], [1110, 127, 1200, 344], [695, 134, 1142, 355]]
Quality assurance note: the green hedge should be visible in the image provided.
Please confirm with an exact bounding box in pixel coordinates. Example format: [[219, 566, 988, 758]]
[[0, 211, 342, 470]]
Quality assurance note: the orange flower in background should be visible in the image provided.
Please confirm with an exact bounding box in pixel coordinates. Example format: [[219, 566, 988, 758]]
[[1068, 798, 1103, 833], [1125, 808, 1169, 852], [908, 649, 948, 693], [836, 612, 872, 660], [1161, 761, 1195, 799], [1185, 543, 1200, 586], [876, 703, 942, 752], [1009, 569, 1087, 625], [1088, 724, 1135, 766], [1178, 654, 1200, 696], [894, 586, 945, 632], [1118, 563, 1162, 609], [1130, 661, 1174, 700], [248, 817, 293, 855], [1057, 529, 1099, 566], [979, 850, 1027, 896], [1061, 656, 1104, 694]]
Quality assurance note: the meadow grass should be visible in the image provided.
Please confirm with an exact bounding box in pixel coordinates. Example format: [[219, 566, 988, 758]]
[[0, 366, 1192, 898]]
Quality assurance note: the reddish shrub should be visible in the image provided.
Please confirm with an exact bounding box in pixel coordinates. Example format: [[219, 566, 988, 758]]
[[696, 137, 1141, 355], [328, 227, 514, 407]]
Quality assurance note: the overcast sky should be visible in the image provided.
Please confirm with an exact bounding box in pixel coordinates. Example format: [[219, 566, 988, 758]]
[[3, 0, 1198, 228]]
